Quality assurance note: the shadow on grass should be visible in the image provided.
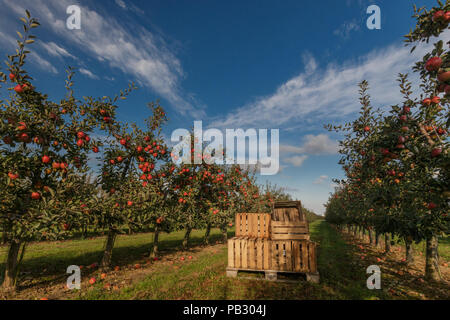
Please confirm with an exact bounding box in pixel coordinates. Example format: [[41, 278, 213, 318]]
[[0, 229, 234, 291], [241, 221, 392, 300]]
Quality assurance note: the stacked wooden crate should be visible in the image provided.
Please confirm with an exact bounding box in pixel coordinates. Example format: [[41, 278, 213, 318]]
[[226, 201, 319, 282]]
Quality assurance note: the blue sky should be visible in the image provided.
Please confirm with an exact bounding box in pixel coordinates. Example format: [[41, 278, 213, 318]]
[[0, 0, 445, 214]]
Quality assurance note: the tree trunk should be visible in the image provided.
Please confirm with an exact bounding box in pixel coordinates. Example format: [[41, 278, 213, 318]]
[[404, 237, 414, 266], [353, 225, 357, 236], [220, 225, 228, 242], [101, 230, 117, 271], [182, 227, 192, 250], [368, 229, 374, 245], [1, 231, 6, 245], [375, 231, 380, 247], [425, 235, 442, 282], [384, 233, 391, 253], [150, 225, 160, 258], [1, 239, 22, 292], [82, 225, 88, 240], [203, 224, 211, 245]]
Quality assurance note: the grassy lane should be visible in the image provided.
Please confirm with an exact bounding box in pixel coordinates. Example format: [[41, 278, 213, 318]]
[[0, 228, 230, 293], [2, 220, 448, 299], [82, 220, 390, 300]]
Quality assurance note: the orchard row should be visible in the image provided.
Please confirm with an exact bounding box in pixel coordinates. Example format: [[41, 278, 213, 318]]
[[325, 4, 449, 282], [0, 13, 291, 293]]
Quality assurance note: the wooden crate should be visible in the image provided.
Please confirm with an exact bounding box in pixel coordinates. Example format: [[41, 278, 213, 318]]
[[271, 221, 310, 240], [271, 201, 309, 240], [272, 201, 306, 222], [228, 237, 318, 273], [235, 213, 271, 239]]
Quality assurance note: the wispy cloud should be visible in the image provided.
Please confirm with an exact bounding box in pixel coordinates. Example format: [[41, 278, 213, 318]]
[[333, 20, 360, 39], [114, 0, 144, 15], [39, 41, 76, 60], [313, 175, 329, 185], [0, 30, 58, 74], [284, 155, 308, 167], [1, 0, 203, 117], [280, 134, 338, 155], [210, 33, 448, 130], [79, 67, 99, 79]]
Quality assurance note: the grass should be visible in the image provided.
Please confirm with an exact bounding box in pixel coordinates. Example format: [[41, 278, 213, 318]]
[[81, 220, 393, 300], [1, 220, 448, 300], [0, 228, 229, 290]]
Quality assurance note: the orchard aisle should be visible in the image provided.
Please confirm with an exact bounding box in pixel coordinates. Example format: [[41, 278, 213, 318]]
[[2, 220, 448, 300]]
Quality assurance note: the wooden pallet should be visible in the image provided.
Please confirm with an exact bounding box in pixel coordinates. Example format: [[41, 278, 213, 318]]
[[226, 268, 320, 283], [228, 237, 318, 273]]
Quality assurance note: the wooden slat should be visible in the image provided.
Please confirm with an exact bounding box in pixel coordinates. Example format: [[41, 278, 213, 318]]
[[248, 239, 255, 269], [235, 214, 241, 237], [272, 226, 308, 233], [271, 221, 307, 227], [271, 241, 279, 271], [301, 241, 309, 272], [293, 241, 301, 272], [252, 214, 258, 237], [256, 239, 263, 270], [263, 239, 270, 270], [241, 238, 248, 269], [228, 239, 235, 268], [278, 242, 286, 271], [235, 238, 241, 268], [271, 233, 310, 240], [285, 241, 292, 271]]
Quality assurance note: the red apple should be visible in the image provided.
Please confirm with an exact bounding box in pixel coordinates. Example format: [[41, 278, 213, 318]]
[[9, 73, 16, 81], [422, 98, 432, 106], [427, 202, 437, 210], [432, 10, 445, 22], [31, 192, 41, 200], [431, 148, 442, 157], [14, 84, 23, 93], [425, 56, 442, 71], [77, 131, 85, 139], [438, 70, 450, 82]]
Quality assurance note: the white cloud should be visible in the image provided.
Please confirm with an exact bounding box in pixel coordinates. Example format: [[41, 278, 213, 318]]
[[39, 41, 76, 60], [115, 0, 126, 9], [79, 67, 99, 79], [334, 20, 360, 39], [313, 175, 329, 185], [210, 31, 449, 130], [29, 52, 58, 74], [0, 0, 202, 117], [284, 155, 308, 167], [280, 134, 338, 155]]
